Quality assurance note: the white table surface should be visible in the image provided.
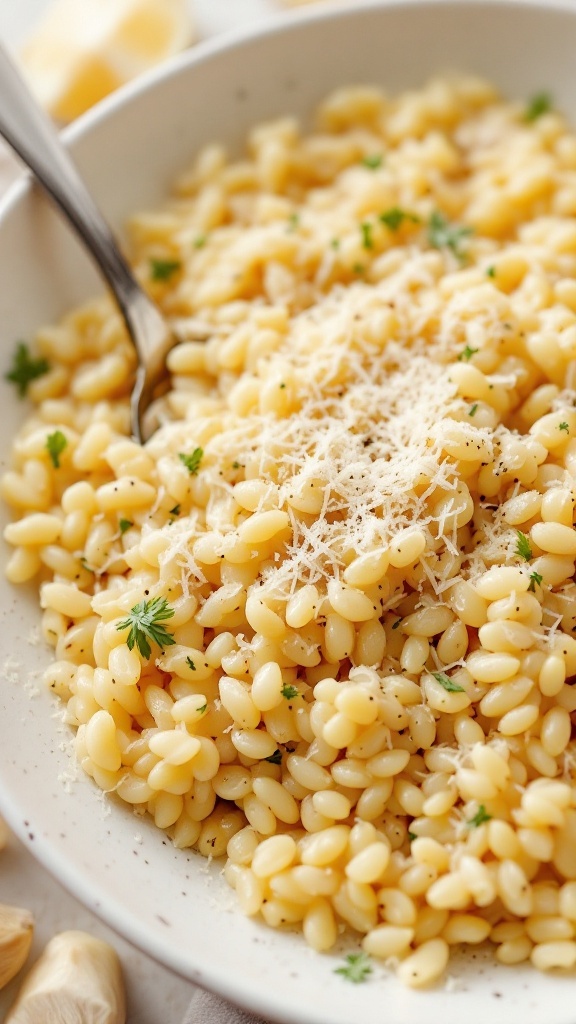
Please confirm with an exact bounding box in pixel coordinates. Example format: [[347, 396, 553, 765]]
[[0, 2, 301, 1020]]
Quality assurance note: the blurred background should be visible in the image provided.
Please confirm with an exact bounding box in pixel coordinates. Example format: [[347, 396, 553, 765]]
[[2, 0, 323, 120]]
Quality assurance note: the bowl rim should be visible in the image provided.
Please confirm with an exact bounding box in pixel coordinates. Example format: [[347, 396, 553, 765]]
[[2, 0, 576, 1018]]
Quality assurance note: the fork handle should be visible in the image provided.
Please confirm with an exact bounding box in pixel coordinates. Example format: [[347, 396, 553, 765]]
[[0, 44, 142, 336]]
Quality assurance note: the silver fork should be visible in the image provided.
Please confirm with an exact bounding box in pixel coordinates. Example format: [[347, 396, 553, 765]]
[[0, 43, 176, 442]]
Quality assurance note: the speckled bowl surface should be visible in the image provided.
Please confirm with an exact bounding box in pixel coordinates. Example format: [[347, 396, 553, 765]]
[[2, 3, 576, 1020]]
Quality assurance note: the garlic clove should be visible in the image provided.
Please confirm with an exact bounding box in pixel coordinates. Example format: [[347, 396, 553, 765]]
[[5, 930, 125, 1023], [0, 903, 34, 990]]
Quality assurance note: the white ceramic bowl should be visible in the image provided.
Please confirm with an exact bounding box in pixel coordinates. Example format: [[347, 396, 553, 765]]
[[2, 2, 576, 1020]]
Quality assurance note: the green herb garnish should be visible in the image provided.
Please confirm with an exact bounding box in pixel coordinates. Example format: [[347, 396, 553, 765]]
[[334, 952, 373, 984], [116, 596, 176, 659], [467, 804, 492, 828], [80, 557, 94, 574], [5, 342, 49, 397], [352, 263, 365, 275], [486, 265, 496, 278], [524, 92, 553, 123], [458, 344, 479, 362], [169, 504, 181, 516], [149, 258, 181, 281], [428, 210, 473, 260], [515, 530, 533, 562], [559, 422, 569, 433], [432, 671, 465, 693], [46, 430, 67, 468], [379, 207, 419, 231], [232, 461, 241, 469], [287, 213, 300, 232], [528, 570, 543, 592], [281, 684, 299, 700], [197, 703, 207, 714], [391, 617, 402, 630], [186, 656, 196, 671], [265, 749, 283, 765], [407, 831, 417, 842], [179, 447, 203, 475], [119, 518, 133, 535], [468, 403, 479, 417], [193, 235, 207, 249], [360, 222, 374, 250], [362, 154, 383, 170]]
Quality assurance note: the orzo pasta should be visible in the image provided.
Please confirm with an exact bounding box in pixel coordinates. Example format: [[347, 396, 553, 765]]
[[6, 75, 576, 987]]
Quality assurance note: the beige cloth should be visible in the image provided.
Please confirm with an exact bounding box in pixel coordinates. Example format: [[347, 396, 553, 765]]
[[183, 987, 269, 1024]]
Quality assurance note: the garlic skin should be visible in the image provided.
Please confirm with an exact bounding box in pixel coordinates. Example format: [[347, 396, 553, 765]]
[[0, 903, 34, 990], [5, 930, 125, 1023]]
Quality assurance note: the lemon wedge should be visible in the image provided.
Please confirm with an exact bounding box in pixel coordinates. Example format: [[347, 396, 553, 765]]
[[20, 0, 195, 123]]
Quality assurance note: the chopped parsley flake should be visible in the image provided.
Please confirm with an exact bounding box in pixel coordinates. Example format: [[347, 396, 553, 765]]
[[149, 257, 181, 281], [515, 530, 533, 562], [232, 461, 241, 469], [169, 504, 181, 516], [330, 238, 340, 250], [486, 265, 496, 278], [193, 235, 207, 249], [432, 671, 465, 693], [197, 703, 207, 714], [407, 831, 417, 842], [279, 382, 286, 389], [80, 557, 94, 574], [5, 342, 50, 397], [334, 952, 373, 984], [352, 263, 365, 275], [379, 207, 419, 231], [179, 447, 203, 475], [528, 570, 543, 592], [559, 422, 569, 432], [458, 344, 479, 362], [119, 518, 133, 535], [391, 618, 402, 630], [361, 154, 383, 170], [524, 91, 553, 122], [265, 749, 283, 765], [360, 221, 374, 249], [46, 430, 67, 468], [186, 656, 196, 671], [116, 597, 176, 659], [287, 213, 300, 231], [428, 210, 473, 260], [281, 684, 299, 700], [468, 403, 479, 417], [467, 804, 492, 828]]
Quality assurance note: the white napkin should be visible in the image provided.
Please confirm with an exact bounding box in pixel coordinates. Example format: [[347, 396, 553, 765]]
[[183, 986, 268, 1024]]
